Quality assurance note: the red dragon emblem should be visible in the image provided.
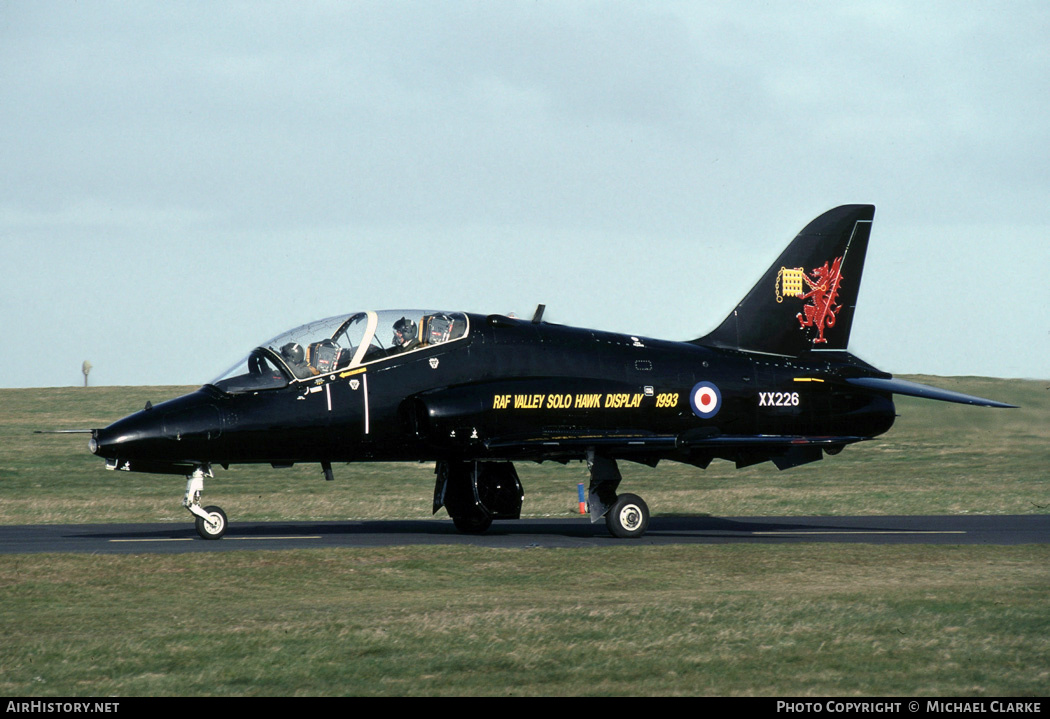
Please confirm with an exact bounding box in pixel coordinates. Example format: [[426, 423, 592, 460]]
[[775, 256, 844, 345]]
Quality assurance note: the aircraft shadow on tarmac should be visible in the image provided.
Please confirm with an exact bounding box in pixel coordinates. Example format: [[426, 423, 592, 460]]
[[67, 515, 951, 543]]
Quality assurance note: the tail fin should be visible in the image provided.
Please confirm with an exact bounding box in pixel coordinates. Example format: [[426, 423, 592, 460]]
[[696, 204, 874, 356]]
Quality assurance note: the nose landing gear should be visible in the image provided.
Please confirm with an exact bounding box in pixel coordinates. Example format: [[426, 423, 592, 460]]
[[183, 466, 228, 540]]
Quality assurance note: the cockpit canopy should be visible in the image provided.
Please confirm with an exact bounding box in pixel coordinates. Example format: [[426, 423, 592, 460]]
[[211, 310, 469, 394]]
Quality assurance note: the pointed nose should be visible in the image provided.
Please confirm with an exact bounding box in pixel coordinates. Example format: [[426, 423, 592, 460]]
[[91, 411, 167, 461], [90, 390, 224, 467]]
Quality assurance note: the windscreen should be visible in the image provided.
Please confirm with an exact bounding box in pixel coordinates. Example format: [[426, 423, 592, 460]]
[[210, 348, 291, 394], [209, 313, 362, 394], [208, 310, 469, 394]]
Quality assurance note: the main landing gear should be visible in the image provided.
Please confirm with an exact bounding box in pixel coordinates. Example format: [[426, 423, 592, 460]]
[[587, 451, 651, 539], [433, 460, 524, 535], [605, 493, 650, 539], [434, 455, 652, 539], [183, 466, 228, 540]]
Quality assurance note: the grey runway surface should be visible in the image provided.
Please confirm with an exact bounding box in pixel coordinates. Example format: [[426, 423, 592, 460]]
[[1, 514, 1047, 554]]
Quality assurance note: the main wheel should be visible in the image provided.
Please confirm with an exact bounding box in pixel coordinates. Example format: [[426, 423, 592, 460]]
[[606, 493, 649, 539], [452, 511, 493, 534], [195, 505, 228, 540]]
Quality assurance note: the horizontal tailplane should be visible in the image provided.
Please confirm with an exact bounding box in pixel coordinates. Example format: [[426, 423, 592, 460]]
[[846, 377, 1017, 408]]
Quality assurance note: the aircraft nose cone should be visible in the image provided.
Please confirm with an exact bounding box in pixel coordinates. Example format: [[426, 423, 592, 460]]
[[89, 390, 225, 469], [90, 420, 159, 460]]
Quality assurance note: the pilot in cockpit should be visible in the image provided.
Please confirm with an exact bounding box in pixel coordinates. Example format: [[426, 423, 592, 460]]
[[391, 317, 420, 354], [280, 342, 315, 379]]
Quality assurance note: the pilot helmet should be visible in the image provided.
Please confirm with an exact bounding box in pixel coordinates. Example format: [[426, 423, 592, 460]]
[[393, 317, 417, 346], [281, 342, 305, 365]]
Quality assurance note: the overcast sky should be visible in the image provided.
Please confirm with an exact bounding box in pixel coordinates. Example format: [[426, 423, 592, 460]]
[[3, 1, 1048, 388]]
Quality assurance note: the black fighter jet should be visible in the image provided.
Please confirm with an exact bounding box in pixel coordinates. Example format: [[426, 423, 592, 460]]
[[89, 205, 1014, 539]]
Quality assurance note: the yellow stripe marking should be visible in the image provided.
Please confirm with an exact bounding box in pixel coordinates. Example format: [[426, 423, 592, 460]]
[[751, 531, 966, 536], [109, 538, 193, 543], [227, 536, 323, 541], [109, 536, 324, 543]]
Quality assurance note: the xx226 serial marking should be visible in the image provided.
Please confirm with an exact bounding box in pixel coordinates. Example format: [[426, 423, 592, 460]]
[[758, 391, 800, 407]]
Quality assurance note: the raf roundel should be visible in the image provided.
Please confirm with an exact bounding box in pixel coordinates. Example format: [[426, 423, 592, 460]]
[[690, 381, 722, 419]]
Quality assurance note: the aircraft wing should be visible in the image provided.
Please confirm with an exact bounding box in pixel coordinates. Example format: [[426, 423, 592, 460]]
[[484, 430, 677, 453], [484, 431, 871, 451], [483, 429, 872, 470], [845, 377, 1018, 408]]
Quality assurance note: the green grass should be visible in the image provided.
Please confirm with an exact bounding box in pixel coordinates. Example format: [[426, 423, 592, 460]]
[[0, 377, 1047, 696], [1, 545, 1047, 696]]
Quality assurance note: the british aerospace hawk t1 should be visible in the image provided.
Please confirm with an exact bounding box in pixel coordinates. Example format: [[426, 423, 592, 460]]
[[88, 205, 1014, 539]]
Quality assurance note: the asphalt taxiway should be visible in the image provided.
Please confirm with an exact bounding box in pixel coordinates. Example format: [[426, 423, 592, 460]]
[[0, 514, 1047, 554]]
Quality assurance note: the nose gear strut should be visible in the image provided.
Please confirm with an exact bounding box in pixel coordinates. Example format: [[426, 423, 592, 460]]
[[182, 465, 227, 540]]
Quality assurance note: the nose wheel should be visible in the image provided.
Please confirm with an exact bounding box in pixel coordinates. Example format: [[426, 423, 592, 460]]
[[194, 505, 228, 540], [183, 466, 228, 540]]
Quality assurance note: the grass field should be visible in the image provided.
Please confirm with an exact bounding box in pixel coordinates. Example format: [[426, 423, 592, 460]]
[[0, 377, 1047, 696]]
